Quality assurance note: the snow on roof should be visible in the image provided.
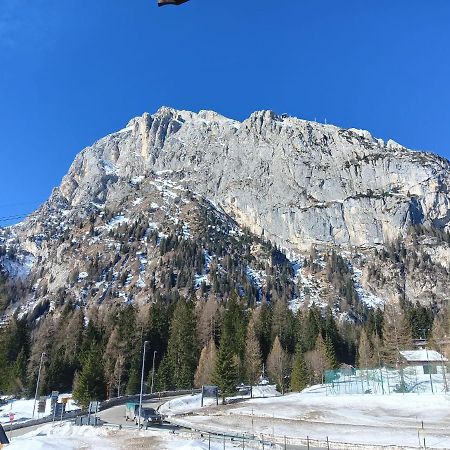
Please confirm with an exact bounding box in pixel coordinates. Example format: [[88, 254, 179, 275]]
[[400, 349, 448, 363]]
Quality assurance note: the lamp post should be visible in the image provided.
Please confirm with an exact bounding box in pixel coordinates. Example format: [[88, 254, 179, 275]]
[[32, 352, 46, 419], [150, 350, 157, 394], [138, 341, 149, 430]]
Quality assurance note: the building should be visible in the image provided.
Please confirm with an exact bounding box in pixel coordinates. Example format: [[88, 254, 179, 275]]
[[399, 349, 448, 374]]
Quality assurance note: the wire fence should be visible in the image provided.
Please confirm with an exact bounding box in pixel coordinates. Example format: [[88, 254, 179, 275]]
[[167, 418, 438, 450], [324, 364, 449, 395]]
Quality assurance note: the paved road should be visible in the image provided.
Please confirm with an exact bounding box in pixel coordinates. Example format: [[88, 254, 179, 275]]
[[7, 395, 178, 440], [7, 395, 323, 450], [97, 395, 178, 427]]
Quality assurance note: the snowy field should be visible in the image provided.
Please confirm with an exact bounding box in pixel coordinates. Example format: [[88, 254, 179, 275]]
[[6, 422, 245, 449], [0, 394, 79, 424], [160, 385, 280, 416], [169, 385, 450, 448]]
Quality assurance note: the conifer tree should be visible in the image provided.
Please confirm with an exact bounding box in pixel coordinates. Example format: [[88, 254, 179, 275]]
[[146, 302, 170, 370], [429, 308, 448, 357], [290, 344, 309, 392], [73, 345, 106, 408], [381, 304, 412, 366], [305, 333, 330, 384], [197, 296, 220, 348], [155, 355, 172, 391], [213, 333, 238, 403], [357, 328, 373, 368], [221, 293, 247, 359], [325, 334, 338, 369], [303, 304, 322, 352], [194, 339, 217, 387], [125, 362, 141, 395], [272, 298, 296, 353], [266, 336, 289, 393], [244, 319, 262, 386], [163, 299, 198, 389], [252, 302, 273, 362]]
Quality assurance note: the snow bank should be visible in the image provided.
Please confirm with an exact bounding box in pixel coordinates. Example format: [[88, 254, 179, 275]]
[[159, 394, 217, 416], [251, 384, 280, 398], [0, 395, 79, 424], [7, 423, 114, 450], [160, 386, 279, 417]]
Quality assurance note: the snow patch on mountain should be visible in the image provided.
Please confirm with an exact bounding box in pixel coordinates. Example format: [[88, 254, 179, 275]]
[[351, 265, 385, 308]]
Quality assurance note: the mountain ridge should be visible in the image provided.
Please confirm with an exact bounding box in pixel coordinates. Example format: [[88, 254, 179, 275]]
[[1, 106, 450, 321]]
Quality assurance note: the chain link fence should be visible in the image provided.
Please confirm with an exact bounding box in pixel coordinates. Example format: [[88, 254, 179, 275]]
[[324, 364, 449, 395]]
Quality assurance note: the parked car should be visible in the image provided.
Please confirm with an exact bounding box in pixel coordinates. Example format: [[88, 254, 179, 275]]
[[135, 407, 164, 428]]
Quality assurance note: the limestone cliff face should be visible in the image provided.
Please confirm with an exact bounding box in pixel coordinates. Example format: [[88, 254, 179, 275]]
[[57, 107, 450, 251], [1, 107, 450, 319]]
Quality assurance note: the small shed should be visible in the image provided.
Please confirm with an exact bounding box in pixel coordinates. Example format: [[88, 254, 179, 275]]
[[400, 349, 448, 374]]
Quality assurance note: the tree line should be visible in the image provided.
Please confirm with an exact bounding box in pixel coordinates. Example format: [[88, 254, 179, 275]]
[[0, 290, 444, 407]]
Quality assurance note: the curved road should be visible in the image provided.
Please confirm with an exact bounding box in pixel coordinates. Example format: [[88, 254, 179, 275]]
[[9, 395, 320, 449]]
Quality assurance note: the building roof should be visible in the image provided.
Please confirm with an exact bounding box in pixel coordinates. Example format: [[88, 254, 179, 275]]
[[400, 349, 448, 363]]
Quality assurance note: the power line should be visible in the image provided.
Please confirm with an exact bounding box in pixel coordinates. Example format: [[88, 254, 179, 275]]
[[0, 214, 29, 224], [0, 201, 108, 225]]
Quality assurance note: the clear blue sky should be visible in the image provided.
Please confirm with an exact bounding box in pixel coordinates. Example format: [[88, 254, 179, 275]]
[[1, 0, 450, 224]]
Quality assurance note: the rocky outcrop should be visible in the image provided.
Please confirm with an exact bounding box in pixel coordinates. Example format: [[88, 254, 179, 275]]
[[2, 107, 450, 320], [55, 107, 450, 251]]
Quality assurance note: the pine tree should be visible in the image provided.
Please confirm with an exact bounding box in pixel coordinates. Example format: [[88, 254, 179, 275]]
[[194, 339, 217, 387], [357, 329, 373, 368], [146, 302, 170, 372], [290, 344, 309, 392], [429, 308, 448, 357], [221, 293, 247, 359], [266, 336, 289, 394], [305, 333, 330, 384], [197, 296, 220, 348], [303, 304, 322, 352], [163, 299, 198, 389], [155, 355, 172, 391], [125, 363, 141, 395], [381, 304, 412, 366], [325, 334, 338, 369], [213, 333, 238, 403], [252, 302, 273, 362], [244, 319, 262, 386], [73, 345, 106, 408], [272, 298, 296, 353]]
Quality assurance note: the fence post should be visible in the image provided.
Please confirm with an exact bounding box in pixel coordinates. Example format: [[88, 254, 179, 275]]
[[327, 436, 330, 450], [242, 433, 245, 449], [307, 435, 310, 450], [424, 437, 426, 449], [223, 433, 225, 450], [208, 432, 211, 450], [284, 435, 287, 449]]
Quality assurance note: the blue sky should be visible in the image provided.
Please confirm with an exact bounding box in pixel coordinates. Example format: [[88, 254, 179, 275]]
[[1, 0, 450, 224]]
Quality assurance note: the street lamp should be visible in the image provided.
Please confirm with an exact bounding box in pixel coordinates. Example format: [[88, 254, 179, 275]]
[[150, 351, 157, 394], [138, 341, 149, 430], [32, 352, 46, 419]]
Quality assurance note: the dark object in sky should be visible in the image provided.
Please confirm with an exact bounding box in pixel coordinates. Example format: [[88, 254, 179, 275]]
[[158, 0, 189, 6], [0, 423, 9, 445]]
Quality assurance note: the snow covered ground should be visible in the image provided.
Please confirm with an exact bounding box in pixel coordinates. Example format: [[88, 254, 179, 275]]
[[7, 422, 243, 449], [159, 385, 279, 417], [0, 394, 79, 425], [169, 386, 450, 448], [7, 423, 114, 450]]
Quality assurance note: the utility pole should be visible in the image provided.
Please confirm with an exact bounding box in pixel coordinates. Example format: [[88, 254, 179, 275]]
[[32, 352, 46, 419], [150, 350, 157, 394], [138, 341, 149, 430]]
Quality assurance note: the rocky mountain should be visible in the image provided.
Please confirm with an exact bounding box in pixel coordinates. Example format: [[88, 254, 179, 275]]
[[1, 107, 450, 321]]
